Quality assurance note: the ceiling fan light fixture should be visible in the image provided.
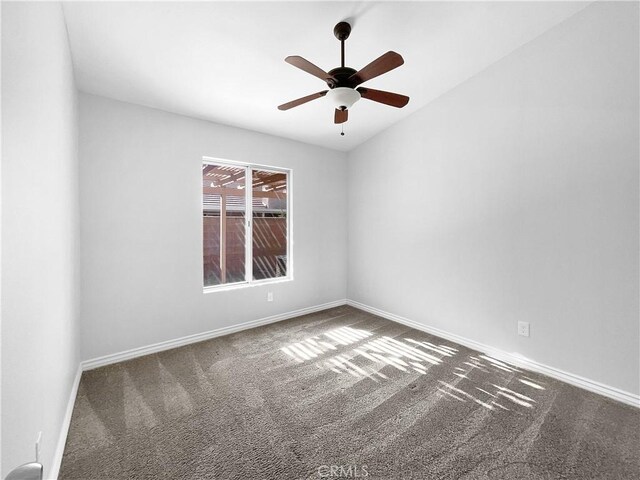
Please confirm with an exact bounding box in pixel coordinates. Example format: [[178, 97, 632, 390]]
[[326, 87, 361, 110]]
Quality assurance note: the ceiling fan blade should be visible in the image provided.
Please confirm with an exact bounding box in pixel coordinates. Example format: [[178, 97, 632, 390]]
[[278, 91, 328, 111], [348, 51, 404, 87], [285, 56, 336, 84], [357, 87, 409, 108], [334, 108, 348, 124]]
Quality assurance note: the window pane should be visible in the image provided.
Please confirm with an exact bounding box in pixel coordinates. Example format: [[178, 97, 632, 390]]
[[252, 169, 288, 280], [203, 164, 246, 286]]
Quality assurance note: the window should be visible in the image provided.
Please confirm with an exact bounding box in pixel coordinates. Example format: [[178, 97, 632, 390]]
[[203, 158, 290, 290]]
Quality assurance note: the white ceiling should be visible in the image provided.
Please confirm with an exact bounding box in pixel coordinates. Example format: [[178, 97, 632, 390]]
[[62, 1, 589, 152]]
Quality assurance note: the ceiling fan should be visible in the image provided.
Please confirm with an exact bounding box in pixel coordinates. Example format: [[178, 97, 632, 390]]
[[278, 21, 409, 127]]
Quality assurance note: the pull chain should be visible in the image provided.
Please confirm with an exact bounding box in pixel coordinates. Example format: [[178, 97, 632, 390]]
[[341, 124, 345, 136]]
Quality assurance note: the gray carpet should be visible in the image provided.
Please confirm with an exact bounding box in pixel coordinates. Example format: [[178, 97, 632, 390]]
[[59, 306, 639, 479]]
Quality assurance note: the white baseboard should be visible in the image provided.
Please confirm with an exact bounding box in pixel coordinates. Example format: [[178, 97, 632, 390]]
[[81, 299, 347, 371], [50, 364, 83, 480], [347, 299, 639, 408]]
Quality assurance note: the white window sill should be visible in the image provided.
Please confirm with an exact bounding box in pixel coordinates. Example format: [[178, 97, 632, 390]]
[[203, 276, 293, 294]]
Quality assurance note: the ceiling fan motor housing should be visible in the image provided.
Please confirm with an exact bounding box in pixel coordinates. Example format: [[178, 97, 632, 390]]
[[327, 67, 357, 88]]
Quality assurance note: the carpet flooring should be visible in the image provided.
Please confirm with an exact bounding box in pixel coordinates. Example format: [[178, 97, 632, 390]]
[[59, 306, 639, 479]]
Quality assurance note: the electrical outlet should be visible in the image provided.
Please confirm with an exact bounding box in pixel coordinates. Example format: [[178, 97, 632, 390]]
[[267, 292, 273, 302], [35, 431, 42, 462], [518, 321, 530, 337]]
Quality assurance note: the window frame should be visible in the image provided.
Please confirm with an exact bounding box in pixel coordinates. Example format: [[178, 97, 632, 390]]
[[202, 156, 293, 293]]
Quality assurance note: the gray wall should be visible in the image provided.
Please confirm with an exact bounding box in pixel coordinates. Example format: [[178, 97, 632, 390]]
[[1, 3, 80, 478], [347, 2, 639, 395], [79, 94, 347, 360]]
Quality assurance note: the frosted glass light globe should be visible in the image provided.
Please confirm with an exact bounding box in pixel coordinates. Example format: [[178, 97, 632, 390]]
[[326, 87, 361, 110]]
